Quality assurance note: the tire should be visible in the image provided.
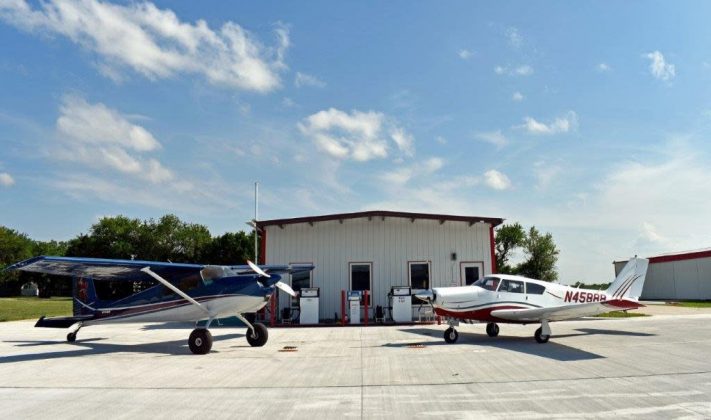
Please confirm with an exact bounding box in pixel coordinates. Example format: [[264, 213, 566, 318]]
[[486, 323, 500, 337], [246, 323, 269, 347], [444, 327, 459, 343], [66, 332, 76, 343], [534, 327, 550, 344], [189, 328, 213, 354]]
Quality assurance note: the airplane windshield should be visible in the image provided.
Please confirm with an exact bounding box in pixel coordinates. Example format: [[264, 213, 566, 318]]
[[473, 276, 500, 291]]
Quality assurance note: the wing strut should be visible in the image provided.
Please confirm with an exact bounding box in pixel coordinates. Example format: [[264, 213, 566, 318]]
[[140, 267, 211, 316]]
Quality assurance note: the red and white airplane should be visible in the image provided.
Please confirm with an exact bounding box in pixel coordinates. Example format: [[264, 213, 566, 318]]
[[415, 257, 649, 344]]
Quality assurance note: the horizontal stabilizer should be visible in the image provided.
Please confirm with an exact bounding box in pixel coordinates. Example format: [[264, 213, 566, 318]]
[[35, 315, 93, 329]]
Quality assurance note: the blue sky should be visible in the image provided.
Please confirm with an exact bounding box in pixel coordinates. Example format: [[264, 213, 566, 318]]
[[1, 0, 711, 283]]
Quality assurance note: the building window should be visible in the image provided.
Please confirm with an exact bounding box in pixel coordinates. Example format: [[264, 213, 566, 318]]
[[460, 262, 484, 286], [409, 261, 430, 290], [350, 262, 372, 304], [290, 263, 312, 305]]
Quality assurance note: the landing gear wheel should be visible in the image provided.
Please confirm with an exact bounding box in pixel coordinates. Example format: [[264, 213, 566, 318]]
[[444, 327, 459, 343], [486, 323, 500, 337], [246, 323, 268, 347], [66, 332, 76, 342], [189, 328, 213, 354], [535, 327, 550, 344]]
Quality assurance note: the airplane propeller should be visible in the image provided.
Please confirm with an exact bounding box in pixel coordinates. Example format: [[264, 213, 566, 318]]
[[247, 260, 297, 297]]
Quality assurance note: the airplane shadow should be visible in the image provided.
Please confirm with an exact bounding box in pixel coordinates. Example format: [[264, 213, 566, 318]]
[[0, 333, 244, 364], [392, 328, 608, 361]]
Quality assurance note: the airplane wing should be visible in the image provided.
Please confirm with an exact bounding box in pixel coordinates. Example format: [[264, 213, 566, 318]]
[[490, 299, 644, 322], [5, 256, 205, 281], [7, 256, 315, 282]]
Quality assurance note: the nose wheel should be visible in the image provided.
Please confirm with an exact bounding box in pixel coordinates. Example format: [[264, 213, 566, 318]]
[[444, 327, 459, 343]]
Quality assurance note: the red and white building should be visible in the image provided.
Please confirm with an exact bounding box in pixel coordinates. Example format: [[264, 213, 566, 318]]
[[256, 211, 503, 322], [614, 249, 711, 300]]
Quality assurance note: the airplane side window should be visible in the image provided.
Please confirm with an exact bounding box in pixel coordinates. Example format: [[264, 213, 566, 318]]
[[474, 276, 500, 291], [500, 279, 524, 293], [526, 282, 546, 295]]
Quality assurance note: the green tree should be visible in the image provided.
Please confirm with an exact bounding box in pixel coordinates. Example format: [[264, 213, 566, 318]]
[[516, 226, 560, 281], [201, 231, 254, 265], [495, 223, 526, 274], [0, 227, 35, 296]]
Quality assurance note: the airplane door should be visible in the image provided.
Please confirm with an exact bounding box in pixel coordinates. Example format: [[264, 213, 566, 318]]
[[460, 262, 484, 286], [496, 279, 526, 303]]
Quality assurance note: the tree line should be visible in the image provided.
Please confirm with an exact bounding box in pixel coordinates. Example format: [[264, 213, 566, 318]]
[[0, 215, 255, 296], [495, 222, 560, 281]]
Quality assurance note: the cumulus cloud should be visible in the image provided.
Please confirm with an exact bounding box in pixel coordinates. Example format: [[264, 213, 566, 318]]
[[475, 130, 508, 148], [494, 65, 533, 76], [520, 111, 578, 135], [54, 96, 173, 183], [596, 63, 611, 72], [512, 91, 524, 102], [0, 0, 288, 92], [506, 27, 523, 48], [298, 108, 415, 161], [294, 72, 326, 88], [484, 169, 511, 190], [0, 172, 15, 186], [645, 51, 675, 81], [458, 49, 473, 60]]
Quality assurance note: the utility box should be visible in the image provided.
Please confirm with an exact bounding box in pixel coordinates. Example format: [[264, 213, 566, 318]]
[[348, 291, 361, 324], [299, 287, 319, 325], [390, 286, 412, 323]]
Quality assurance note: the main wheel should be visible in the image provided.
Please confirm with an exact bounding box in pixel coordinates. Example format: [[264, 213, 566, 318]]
[[188, 328, 213, 354], [246, 323, 268, 347], [66, 332, 76, 342], [486, 323, 500, 337], [444, 327, 459, 343], [534, 327, 550, 344]]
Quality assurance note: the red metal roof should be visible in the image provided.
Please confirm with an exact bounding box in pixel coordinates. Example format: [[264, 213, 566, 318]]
[[647, 248, 711, 264], [256, 210, 504, 229]]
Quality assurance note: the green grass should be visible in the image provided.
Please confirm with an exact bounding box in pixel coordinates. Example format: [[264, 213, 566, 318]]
[[667, 301, 711, 308], [594, 311, 648, 318], [0, 297, 72, 322]]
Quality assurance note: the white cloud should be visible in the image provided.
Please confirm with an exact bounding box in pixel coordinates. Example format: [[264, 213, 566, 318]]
[[54, 95, 173, 183], [506, 27, 523, 48], [0, 0, 288, 92], [298, 108, 414, 161], [645, 51, 675, 81], [494, 65, 533, 76], [0, 172, 15, 186], [596, 63, 611, 72], [512, 91, 524, 102], [520, 111, 578, 135], [458, 49, 473, 60], [484, 169, 511, 190], [435, 136, 447, 145], [475, 130, 508, 148], [294, 72, 326, 88]]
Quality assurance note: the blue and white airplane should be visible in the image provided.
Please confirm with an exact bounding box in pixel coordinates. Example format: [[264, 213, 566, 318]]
[[6, 256, 314, 354]]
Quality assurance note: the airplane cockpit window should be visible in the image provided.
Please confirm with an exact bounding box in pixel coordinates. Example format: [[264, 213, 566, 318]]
[[499, 279, 524, 293], [473, 276, 500, 291], [200, 266, 226, 286], [526, 282, 546, 295]]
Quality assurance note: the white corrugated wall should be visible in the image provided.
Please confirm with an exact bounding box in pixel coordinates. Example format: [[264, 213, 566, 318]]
[[264, 217, 494, 321]]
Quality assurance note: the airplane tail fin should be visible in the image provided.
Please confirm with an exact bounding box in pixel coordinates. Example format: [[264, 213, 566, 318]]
[[606, 257, 649, 301], [72, 276, 98, 316]]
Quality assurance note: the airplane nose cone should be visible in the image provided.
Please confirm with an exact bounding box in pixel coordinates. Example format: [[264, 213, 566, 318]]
[[414, 290, 434, 303]]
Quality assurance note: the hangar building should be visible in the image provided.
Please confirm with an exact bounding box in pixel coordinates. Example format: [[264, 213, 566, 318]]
[[256, 210, 503, 322], [614, 249, 711, 300]]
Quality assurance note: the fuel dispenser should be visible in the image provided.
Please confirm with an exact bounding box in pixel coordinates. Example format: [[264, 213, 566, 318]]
[[347, 291, 362, 324], [390, 286, 412, 323], [299, 287, 319, 325]]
